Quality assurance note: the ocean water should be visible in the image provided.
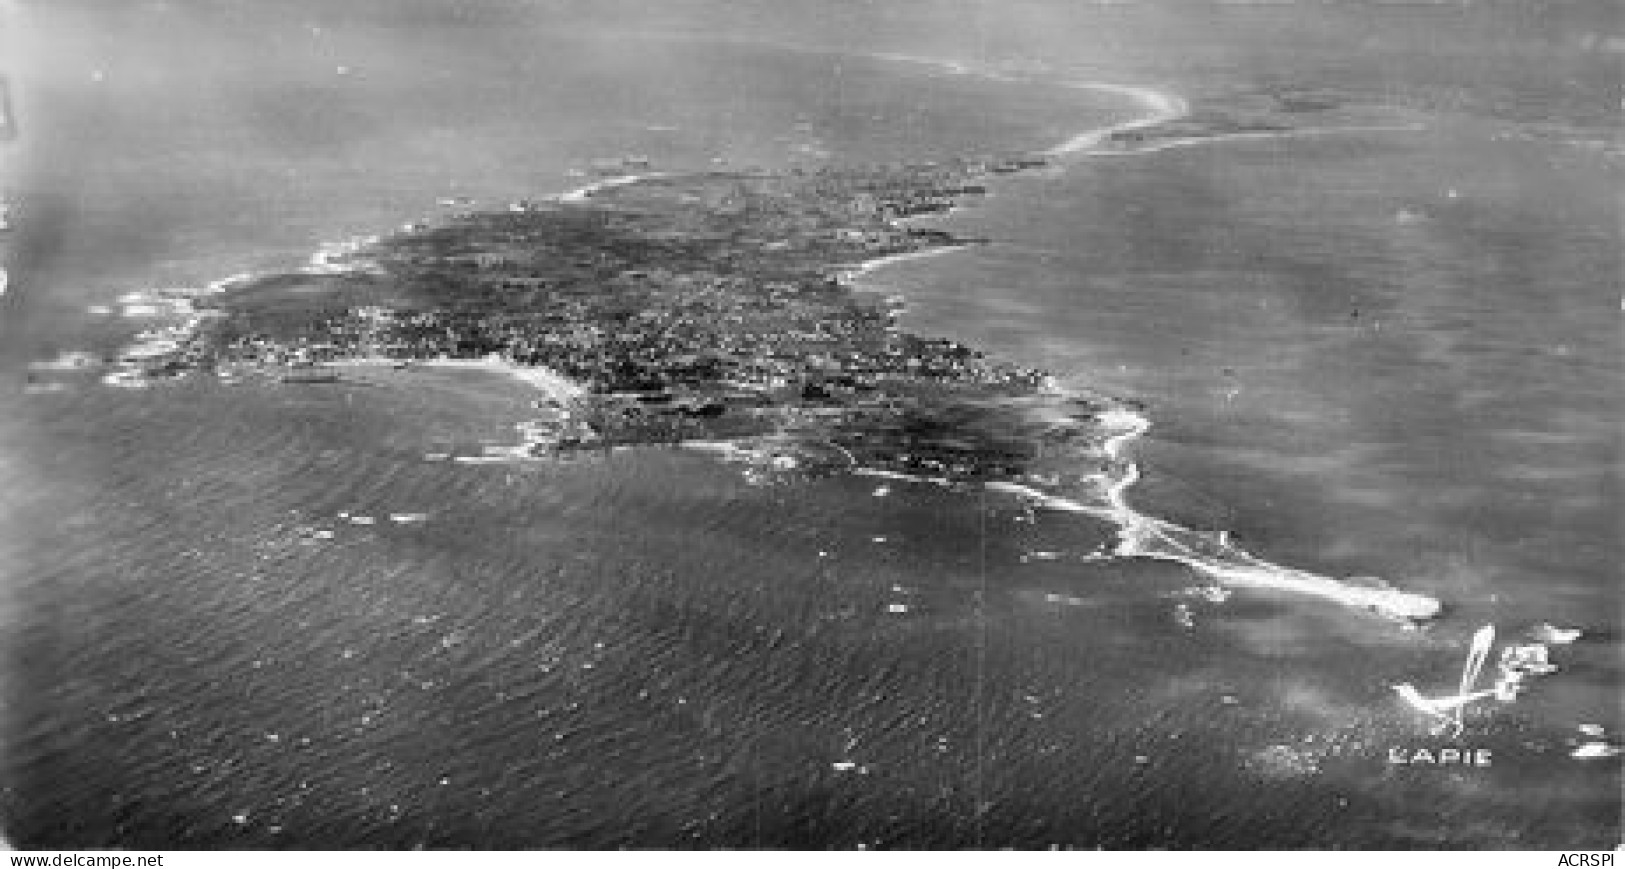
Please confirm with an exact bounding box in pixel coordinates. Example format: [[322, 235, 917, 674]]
[[876, 105, 1622, 843], [891, 116, 1619, 685], [2, 5, 1619, 849]]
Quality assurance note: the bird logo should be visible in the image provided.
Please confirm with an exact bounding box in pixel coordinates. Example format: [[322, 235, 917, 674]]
[[1392, 624, 1497, 738]]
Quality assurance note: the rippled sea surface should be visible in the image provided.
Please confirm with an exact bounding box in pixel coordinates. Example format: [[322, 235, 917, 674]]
[[2, 5, 1618, 848]]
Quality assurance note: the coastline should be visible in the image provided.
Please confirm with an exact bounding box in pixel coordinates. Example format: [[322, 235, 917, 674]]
[[556, 172, 670, 204], [832, 243, 968, 287], [1091, 122, 1428, 158], [836, 79, 1442, 622], [8, 25, 1618, 850], [1044, 82, 1190, 156], [399, 354, 585, 404], [64, 69, 1451, 624]]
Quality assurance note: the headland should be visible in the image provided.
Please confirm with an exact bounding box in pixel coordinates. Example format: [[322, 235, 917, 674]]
[[84, 134, 1441, 623]]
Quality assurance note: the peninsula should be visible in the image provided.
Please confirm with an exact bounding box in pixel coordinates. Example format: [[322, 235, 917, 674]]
[[119, 154, 1440, 623], [169, 160, 1056, 476]]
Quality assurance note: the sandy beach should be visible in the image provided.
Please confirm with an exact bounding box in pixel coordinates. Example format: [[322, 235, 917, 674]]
[[1044, 82, 1190, 156], [322, 354, 585, 404], [412, 355, 586, 403]]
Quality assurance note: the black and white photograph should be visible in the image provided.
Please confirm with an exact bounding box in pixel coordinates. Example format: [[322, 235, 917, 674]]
[[0, 0, 1618, 852]]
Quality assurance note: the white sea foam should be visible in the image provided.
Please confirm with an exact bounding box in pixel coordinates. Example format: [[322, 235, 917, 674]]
[[997, 405, 1437, 620], [1035, 76, 1424, 160], [28, 351, 101, 372], [808, 64, 1440, 621], [406, 354, 585, 401], [1044, 83, 1190, 156], [834, 245, 967, 286], [1087, 123, 1428, 158], [556, 173, 668, 204], [819, 394, 1436, 620], [304, 235, 383, 275], [864, 54, 1191, 162], [1531, 623, 1583, 644]]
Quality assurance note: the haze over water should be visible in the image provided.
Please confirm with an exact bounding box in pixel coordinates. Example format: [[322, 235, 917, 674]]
[[2, 0, 1618, 848]]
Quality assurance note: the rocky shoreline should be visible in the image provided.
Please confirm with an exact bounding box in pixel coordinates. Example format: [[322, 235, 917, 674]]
[[160, 161, 1076, 477], [18, 120, 1462, 624], [110, 154, 1444, 624]]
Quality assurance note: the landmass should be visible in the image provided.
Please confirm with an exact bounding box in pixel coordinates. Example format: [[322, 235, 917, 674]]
[[143, 159, 1068, 480], [67, 141, 1441, 623]]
